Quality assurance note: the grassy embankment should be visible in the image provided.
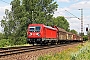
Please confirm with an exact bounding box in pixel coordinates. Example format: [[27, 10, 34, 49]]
[[38, 41, 90, 60]]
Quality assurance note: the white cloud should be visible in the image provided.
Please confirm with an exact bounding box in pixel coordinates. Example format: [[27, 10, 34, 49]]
[[70, 1, 90, 9], [83, 16, 90, 27], [57, 0, 70, 2], [67, 18, 81, 32], [53, 7, 70, 17], [57, 0, 81, 3], [0, 5, 11, 19]]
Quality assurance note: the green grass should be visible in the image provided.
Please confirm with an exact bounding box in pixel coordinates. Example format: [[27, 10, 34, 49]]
[[71, 42, 90, 60], [38, 41, 90, 60]]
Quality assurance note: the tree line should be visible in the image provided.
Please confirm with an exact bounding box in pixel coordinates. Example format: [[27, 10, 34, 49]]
[[0, 0, 79, 47]]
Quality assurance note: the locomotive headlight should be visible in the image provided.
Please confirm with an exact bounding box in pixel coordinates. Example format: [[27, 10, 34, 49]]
[[36, 33, 40, 36], [29, 33, 32, 36]]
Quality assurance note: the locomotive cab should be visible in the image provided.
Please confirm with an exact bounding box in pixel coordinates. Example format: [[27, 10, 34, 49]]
[[27, 25, 42, 44]]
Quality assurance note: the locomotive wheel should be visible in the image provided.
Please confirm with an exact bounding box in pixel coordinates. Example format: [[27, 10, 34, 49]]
[[51, 40, 56, 45], [32, 43, 34, 46], [40, 41, 43, 45], [44, 40, 49, 45]]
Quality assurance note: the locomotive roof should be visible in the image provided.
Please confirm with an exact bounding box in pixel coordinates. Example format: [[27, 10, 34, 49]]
[[45, 26, 57, 30], [28, 24, 45, 26], [28, 24, 57, 30]]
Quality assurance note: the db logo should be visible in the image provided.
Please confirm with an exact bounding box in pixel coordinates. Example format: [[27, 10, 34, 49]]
[[33, 33, 35, 35]]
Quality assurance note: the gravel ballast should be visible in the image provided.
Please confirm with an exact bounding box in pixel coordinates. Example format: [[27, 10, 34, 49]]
[[0, 43, 82, 60]]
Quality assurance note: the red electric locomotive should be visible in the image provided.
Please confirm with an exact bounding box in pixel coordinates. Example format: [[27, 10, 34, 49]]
[[27, 24, 58, 45]]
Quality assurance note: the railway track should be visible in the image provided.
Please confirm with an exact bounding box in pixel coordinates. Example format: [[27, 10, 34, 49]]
[[0, 42, 82, 58]]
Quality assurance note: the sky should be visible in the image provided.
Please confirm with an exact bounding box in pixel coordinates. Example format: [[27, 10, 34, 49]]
[[0, 0, 90, 35]]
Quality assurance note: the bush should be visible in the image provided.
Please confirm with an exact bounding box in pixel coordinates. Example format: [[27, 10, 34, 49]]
[[14, 36, 27, 45], [0, 33, 4, 40], [83, 35, 88, 41], [0, 39, 14, 48]]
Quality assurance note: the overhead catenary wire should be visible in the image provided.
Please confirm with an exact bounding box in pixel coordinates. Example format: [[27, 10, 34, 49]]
[[65, 10, 80, 20]]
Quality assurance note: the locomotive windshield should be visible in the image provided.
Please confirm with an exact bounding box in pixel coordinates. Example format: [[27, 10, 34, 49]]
[[29, 26, 41, 32]]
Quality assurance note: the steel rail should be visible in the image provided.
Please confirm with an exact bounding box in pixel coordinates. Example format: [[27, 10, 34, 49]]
[[0, 42, 82, 58]]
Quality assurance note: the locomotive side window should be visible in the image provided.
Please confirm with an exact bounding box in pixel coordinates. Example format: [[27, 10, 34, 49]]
[[29, 26, 41, 32]]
